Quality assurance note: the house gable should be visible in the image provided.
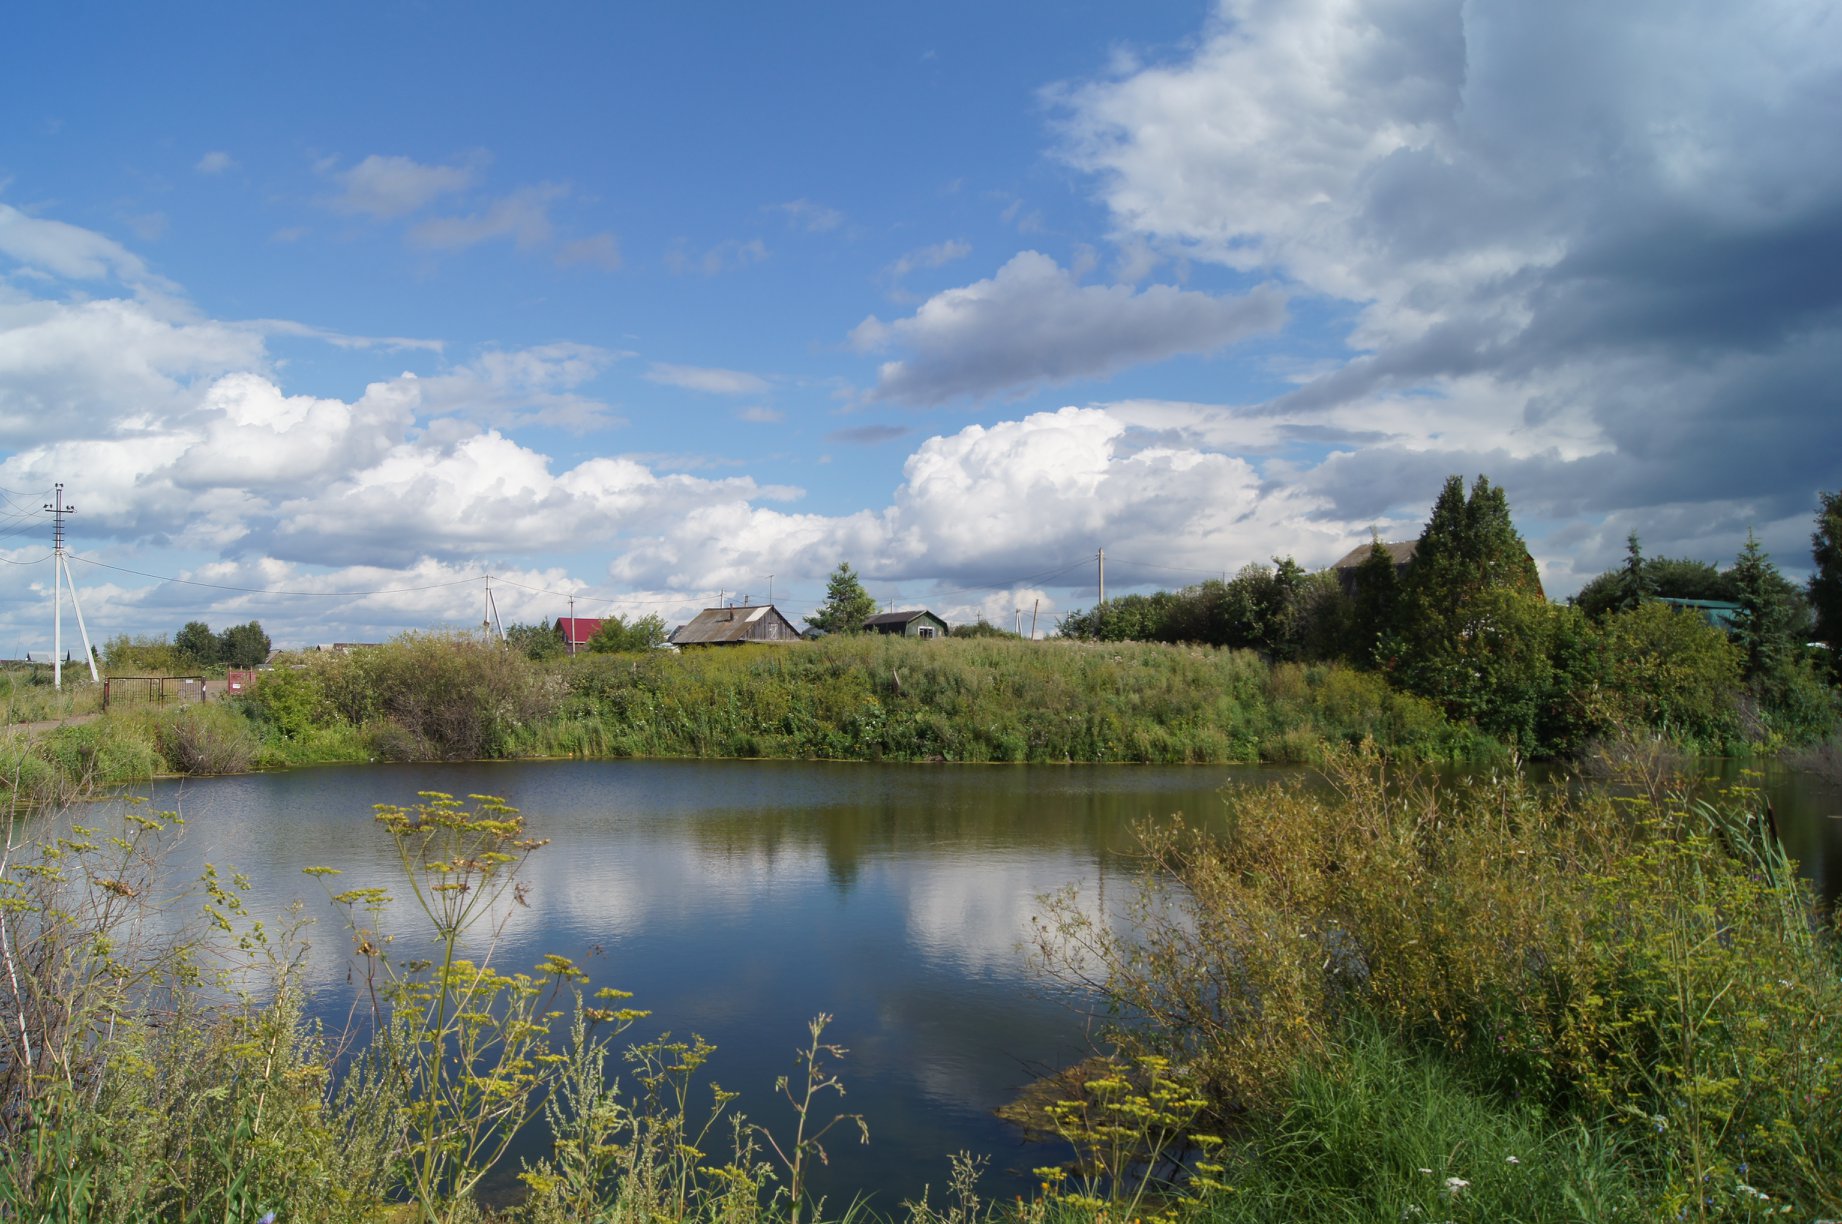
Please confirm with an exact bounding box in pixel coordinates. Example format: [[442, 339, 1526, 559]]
[[669, 604, 801, 646]]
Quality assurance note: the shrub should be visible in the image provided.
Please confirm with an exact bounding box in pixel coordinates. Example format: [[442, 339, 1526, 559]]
[[156, 702, 260, 775], [1034, 747, 1842, 1219]]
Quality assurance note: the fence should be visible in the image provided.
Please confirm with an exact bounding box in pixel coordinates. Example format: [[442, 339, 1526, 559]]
[[101, 676, 211, 711]]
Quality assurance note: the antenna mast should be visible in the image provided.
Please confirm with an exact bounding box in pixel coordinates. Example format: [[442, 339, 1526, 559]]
[[43, 483, 99, 689]]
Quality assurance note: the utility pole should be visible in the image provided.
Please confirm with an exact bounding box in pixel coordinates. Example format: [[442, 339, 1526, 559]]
[[567, 594, 576, 657], [767, 574, 774, 604], [1030, 598, 1039, 641], [1097, 547, 1106, 637], [43, 483, 99, 689], [482, 575, 505, 643]]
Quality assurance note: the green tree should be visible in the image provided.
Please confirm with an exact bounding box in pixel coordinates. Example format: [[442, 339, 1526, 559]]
[[505, 620, 565, 661], [174, 620, 220, 668], [1595, 600, 1744, 748], [1395, 475, 1552, 751], [1344, 534, 1402, 665], [1615, 532, 1652, 612], [808, 562, 877, 634], [102, 634, 182, 673], [217, 621, 271, 668], [1729, 531, 1796, 682], [1810, 490, 1842, 663], [1217, 558, 1310, 657], [587, 613, 668, 653]]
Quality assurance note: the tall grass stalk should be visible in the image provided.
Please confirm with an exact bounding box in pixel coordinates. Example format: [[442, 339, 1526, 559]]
[[1033, 744, 1842, 1220]]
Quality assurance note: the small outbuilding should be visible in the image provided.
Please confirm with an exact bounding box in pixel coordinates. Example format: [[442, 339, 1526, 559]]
[[1656, 597, 1743, 631], [669, 603, 802, 646], [863, 610, 949, 639]]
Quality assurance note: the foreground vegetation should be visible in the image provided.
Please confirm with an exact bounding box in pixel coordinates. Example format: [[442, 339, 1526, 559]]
[[1, 751, 1835, 1221]]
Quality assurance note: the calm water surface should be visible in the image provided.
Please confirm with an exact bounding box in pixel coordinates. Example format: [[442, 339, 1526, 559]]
[[129, 756, 1841, 1205], [139, 759, 1262, 1204]]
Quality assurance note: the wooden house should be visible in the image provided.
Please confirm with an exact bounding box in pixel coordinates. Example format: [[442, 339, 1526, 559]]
[[669, 603, 802, 646], [863, 610, 949, 639]]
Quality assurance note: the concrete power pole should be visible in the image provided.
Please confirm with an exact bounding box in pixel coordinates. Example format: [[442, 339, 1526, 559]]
[[43, 483, 99, 689], [1097, 547, 1106, 635]]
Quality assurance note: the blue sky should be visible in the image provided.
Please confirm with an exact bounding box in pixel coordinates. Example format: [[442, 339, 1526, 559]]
[[2, 0, 1837, 652]]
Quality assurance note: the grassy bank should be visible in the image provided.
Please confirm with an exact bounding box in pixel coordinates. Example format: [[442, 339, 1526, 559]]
[[520, 634, 1487, 765], [4, 634, 1499, 809], [2, 755, 1835, 1221]]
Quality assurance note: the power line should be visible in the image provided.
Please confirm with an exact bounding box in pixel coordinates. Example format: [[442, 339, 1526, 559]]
[[66, 554, 487, 598]]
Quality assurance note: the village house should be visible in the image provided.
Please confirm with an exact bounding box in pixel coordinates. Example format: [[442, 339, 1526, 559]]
[[669, 603, 802, 646], [554, 616, 604, 653], [863, 609, 949, 639]]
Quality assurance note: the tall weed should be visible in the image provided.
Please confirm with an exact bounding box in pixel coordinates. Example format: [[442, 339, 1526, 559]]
[[1033, 746, 1842, 1219]]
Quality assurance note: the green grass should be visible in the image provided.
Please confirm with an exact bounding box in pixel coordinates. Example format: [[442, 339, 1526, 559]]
[[1198, 1021, 1647, 1223]]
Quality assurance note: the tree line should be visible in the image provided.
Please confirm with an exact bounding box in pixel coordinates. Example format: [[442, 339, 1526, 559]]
[[1062, 477, 1840, 756], [102, 620, 272, 672]]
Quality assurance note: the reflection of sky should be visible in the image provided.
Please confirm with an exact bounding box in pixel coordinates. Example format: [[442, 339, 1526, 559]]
[[94, 756, 1842, 1202], [106, 756, 1841, 1195], [116, 759, 1231, 1202]]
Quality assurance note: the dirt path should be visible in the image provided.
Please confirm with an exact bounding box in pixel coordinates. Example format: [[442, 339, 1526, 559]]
[[4, 711, 104, 738]]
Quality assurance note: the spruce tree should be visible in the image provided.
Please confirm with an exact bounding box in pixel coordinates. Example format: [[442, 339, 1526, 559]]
[[1395, 475, 1552, 751], [809, 562, 877, 633], [1729, 530, 1794, 682], [1810, 490, 1842, 663]]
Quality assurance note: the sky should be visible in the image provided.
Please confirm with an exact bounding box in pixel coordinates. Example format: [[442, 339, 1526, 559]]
[[2, 0, 1837, 654]]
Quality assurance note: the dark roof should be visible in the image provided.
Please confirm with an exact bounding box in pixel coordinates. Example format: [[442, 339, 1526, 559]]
[[670, 604, 800, 645], [1330, 540, 1418, 570], [862, 610, 939, 628]]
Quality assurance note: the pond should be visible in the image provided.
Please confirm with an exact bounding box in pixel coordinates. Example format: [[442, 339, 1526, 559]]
[[126, 755, 1840, 1207]]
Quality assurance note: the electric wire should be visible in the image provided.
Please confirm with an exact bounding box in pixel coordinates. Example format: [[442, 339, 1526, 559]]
[[66, 554, 486, 598]]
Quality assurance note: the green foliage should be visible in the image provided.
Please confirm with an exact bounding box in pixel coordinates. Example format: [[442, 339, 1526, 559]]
[[1729, 531, 1800, 681], [1811, 489, 1842, 661], [166, 620, 270, 671], [507, 620, 567, 661], [534, 635, 1483, 765], [948, 618, 1016, 638], [1198, 1021, 1647, 1222], [1026, 1052, 1219, 1218], [1060, 561, 1327, 662], [1033, 750, 1842, 1220], [217, 620, 272, 668], [301, 632, 559, 760], [1590, 600, 1745, 749], [242, 661, 332, 740], [1395, 476, 1552, 751], [155, 701, 261, 774], [173, 620, 219, 669], [0, 803, 392, 1221], [314, 793, 641, 1219], [100, 633, 184, 674], [808, 562, 877, 634], [588, 612, 669, 653]]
